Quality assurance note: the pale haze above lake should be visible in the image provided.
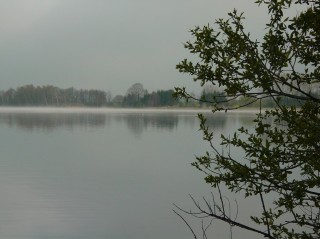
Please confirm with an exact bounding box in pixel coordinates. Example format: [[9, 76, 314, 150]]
[[0, 0, 268, 94], [0, 107, 266, 239]]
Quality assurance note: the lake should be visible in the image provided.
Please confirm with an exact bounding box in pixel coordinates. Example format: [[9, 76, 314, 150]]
[[0, 107, 261, 239]]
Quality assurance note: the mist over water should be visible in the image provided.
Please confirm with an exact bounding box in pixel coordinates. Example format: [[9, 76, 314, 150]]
[[0, 108, 259, 239]]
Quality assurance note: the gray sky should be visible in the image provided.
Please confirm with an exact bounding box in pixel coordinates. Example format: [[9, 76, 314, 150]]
[[0, 0, 268, 95]]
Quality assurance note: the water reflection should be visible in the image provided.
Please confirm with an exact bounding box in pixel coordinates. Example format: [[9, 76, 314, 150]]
[[114, 113, 182, 137], [0, 108, 258, 239], [0, 112, 107, 131], [0, 109, 233, 134]]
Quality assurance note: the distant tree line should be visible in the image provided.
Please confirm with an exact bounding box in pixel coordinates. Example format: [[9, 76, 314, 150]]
[[0, 85, 108, 106], [1, 83, 311, 108], [175, 83, 320, 109], [121, 83, 176, 107], [0, 84, 178, 107]]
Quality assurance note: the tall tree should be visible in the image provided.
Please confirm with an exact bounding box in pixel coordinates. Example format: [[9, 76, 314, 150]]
[[124, 83, 145, 107], [174, 1, 320, 239]]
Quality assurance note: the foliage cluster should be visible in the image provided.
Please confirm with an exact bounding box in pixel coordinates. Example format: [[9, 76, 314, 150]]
[[174, 0, 320, 238]]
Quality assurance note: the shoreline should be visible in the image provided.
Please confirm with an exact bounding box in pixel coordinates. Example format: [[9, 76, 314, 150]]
[[0, 106, 263, 114]]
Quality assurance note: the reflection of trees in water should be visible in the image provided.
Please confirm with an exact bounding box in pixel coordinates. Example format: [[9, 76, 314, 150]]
[[236, 112, 258, 127], [118, 112, 229, 137], [0, 113, 107, 131], [115, 113, 179, 137], [0, 111, 247, 134], [200, 113, 227, 130], [200, 112, 257, 132]]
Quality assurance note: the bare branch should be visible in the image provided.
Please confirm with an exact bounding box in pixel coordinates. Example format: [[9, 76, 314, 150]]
[[173, 209, 198, 239], [260, 193, 271, 237]]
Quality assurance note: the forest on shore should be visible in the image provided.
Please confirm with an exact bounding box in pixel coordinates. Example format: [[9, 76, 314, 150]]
[[0, 83, 308, 108]]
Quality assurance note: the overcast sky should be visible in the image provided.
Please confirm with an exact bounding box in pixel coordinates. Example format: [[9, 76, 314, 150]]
[[0, 0, 269, 95]]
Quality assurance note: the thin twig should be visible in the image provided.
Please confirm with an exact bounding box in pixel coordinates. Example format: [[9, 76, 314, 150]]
[[173, 209, 198, 239], [260, 192, 271, 237]]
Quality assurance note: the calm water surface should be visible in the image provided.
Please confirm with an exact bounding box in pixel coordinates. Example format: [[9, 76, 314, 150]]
[[0, 108, 260, 239]]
